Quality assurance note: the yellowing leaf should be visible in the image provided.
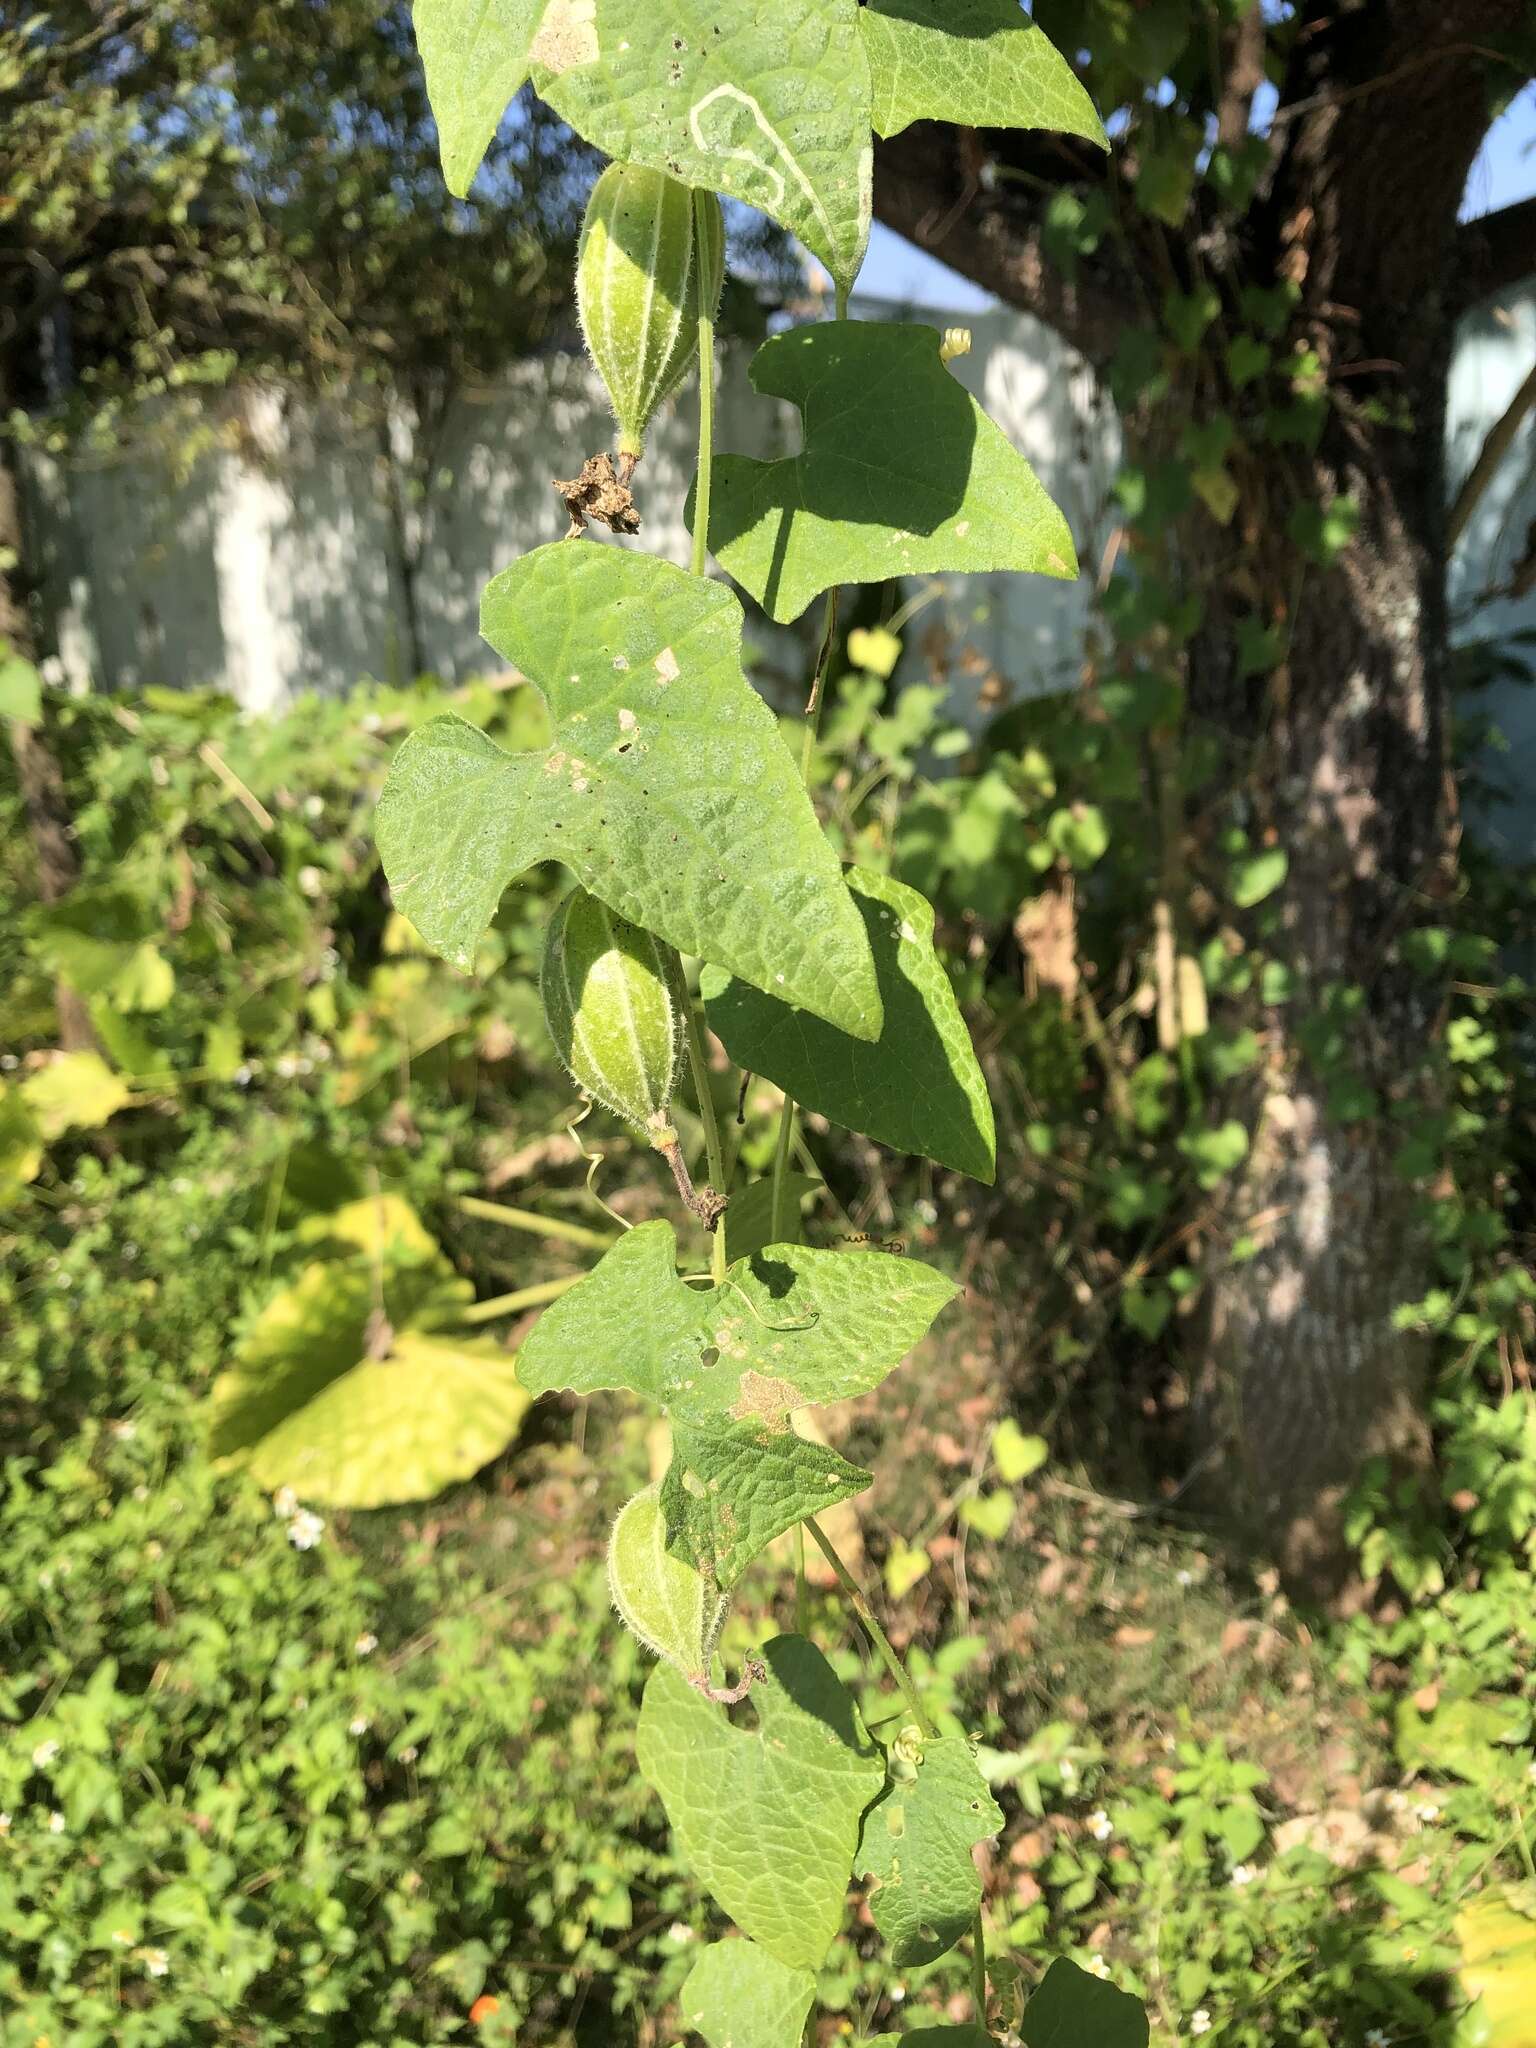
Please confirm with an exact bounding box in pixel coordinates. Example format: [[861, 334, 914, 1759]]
[[1457, 1889, 1536, 2048], [21, 1053, 132, 1140]]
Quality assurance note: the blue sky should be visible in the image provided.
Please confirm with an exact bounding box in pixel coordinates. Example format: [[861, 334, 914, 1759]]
[[860, 84, 1536, 313]]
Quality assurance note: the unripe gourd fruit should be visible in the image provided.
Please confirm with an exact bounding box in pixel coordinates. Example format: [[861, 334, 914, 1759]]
[[577, 162, 726, 462], [608, 1483, 729, 1683], [540, 887, 681, 1145]]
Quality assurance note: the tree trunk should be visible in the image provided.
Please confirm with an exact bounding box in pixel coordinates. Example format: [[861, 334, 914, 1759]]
[[1, 380, 95, 1053], [873, 2, 1527, 1598]]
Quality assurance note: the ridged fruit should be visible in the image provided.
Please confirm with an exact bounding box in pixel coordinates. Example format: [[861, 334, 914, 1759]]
[[577, 163, 725, 459], [608, 1483, 729, 1682], [540, 887, 680, 1139]]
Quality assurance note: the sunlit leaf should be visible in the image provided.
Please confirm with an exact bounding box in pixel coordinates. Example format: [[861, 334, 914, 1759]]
[[680, 1939, 817, 2048], [698, 323, 1075, 623], [535, 0, 874, 296], [860, 0, 1106, 145], [20, 1053, 132, 1140], [637, 1633, 882, 1966], [855, 1731, 1003, 1964], [376, 543, 881, 1041]]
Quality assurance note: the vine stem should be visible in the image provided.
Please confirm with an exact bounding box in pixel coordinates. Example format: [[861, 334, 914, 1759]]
[[453, 1274, 584, 1324], [804, 1516, 934, 1738], [457, 1195, 614, 1253], [681, 985, 730, 1285], [769, 586, 841, 1246], [690, 187, 717, 581]]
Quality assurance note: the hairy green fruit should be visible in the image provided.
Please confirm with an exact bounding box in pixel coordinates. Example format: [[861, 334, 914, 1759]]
[[608, 1482, 729, 1682], [540, 886, 680, 1139], [576, 162, 723, 460]]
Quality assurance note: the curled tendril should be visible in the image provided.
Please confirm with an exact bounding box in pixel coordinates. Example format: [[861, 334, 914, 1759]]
[[678, 1271, 820, 1334], [567, 1100, 632, 1233]]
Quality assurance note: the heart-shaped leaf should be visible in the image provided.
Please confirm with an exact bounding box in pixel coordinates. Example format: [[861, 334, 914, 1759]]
[[860, 0, 1107, 144], [680, 1939, 817, 2048], [21, 1053, 133, 1139], [376, 544, 876, 1040], [697, 323, 1076, 622], [518, 1218, 955, 1585], [855, 1731, 1003, 1965], [1022, 1958, 1149, 2048], [702, 867, 995, 1182], [637, 1634, 883, 1966], [536, 0, 874, 297], [411, 0, 544, 195], [375, 544, 881, 1041], [208, 1197, 528, 1507]]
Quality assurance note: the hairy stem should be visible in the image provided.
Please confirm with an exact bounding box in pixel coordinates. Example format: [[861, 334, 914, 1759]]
[[681, 984, 730, 1284]]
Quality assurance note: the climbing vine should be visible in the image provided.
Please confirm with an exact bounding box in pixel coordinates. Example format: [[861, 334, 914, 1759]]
[[370, 4, 1147, 2041]]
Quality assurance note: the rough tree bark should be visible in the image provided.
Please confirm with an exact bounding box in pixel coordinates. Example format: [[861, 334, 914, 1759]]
[[876, 2, 1534, 1595]]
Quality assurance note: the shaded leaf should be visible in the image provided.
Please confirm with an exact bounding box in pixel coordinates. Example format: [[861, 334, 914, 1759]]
[[680, 1939, 817, 2048], [536, 0, 873, 296], [703, 868, 995, 1181], [861, 0, 1105, 145], [637, 1633, 882, 1967], [855, 1732, 1003, 1965], [722, 1171, 821, 1264], [376, 544, 881, 1040], [698, 323, 1076, 623], [1022, 1957, 1149, 2048]]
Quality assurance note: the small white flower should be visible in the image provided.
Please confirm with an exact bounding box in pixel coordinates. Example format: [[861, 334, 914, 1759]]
[[110, 1419, 138, 1442], [1365, 2031, 1390, 2048], [1177, 1568, 1195, 1587], [0, 1052, 16, 1071], [274, 1055, 298, 1079], [1059, 1757, 1078, 1784], [31, 1739, 60, 1769], [888, 1984, 906, 2005], [48, 1811, 65, 1834], [297, 866, 324, 899], [234, 1063, 254, 1087], [304, 794, 325, 819], [1189, 2012, 1212, 2037], [668, 1922, 696, 1944], [287, 1508, 325, 1551], [0, 1812, 11, 1835], [1230, 1864, 1255, 1888], [354, 1632, 378, 1657], [349, 1716, 370, 1736], [399, 1744, 419, 1763], [139, 1946, 170, 1977], [272, 1486, 298, 1520], [914, 1199, 938, 1225], [1086, 1954, 1111, 1980], [1088, 1808, 1113, 1842], [1414, 1801, 1440, 1825]]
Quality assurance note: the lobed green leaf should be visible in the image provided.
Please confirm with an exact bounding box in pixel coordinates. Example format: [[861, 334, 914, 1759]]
[[860, 0, 1107, 145], [375, 544, 881, 1040], [703, 867, 996, 1182], [680, 1939, 817, 2048], [697, 323, 1077, 623], [535, 0, 874, 297], [637, 1633, 883, 1967], [854, 1732, 1004, 1965]]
